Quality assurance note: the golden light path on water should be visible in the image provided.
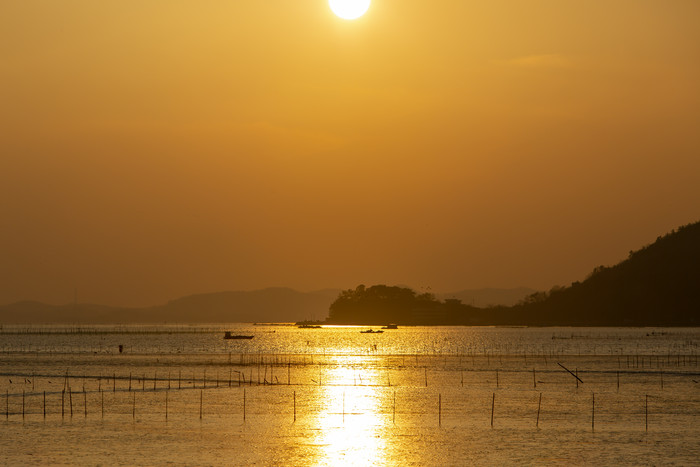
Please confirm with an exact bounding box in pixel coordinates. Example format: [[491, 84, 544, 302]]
[[310, 355, 389, 465]]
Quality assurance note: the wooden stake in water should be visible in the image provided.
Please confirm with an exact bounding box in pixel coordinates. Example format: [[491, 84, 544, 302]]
[[617, 371, 620, 392], [438, 393, 442, 427], [288, 363, 291, 385], [61, 390, 65, 418], [536, 393, 542, 428], [199, 390, 203, 420], [491, 393, 495, 427], [393, 390, 396, 425], [424, 368, 428, 387], [22, 390, 25, 420], [243, 388, 246, 421], [496, 370, 499, 388], [165, 391, 169, 421], [128, 372, 131, 392], [645, 394, 648, 432], [113, 373, 116, 392], [154, 371, 157, 391], [132, 393, 135, 419], [660, 370, 664, 390], [293, 391, 296, 422], [101, 390, 104, 418], [591, 392, 595, 432], [69, 387, 73, 417], [533, 369, 537, 388], [5, 390, 8, 419], [83, 389, 87, 418], [43, 391, 46, 419]]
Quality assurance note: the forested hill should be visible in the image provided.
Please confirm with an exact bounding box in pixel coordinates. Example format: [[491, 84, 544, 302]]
[[326, 221, 700, 326], [510, 221, 700, 325]]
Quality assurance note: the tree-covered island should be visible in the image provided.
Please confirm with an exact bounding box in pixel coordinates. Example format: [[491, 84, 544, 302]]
[[325, 221, 700, 326]]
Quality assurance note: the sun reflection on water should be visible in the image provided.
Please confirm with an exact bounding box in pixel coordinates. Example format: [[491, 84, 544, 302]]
[[310, 356, 390, 465]]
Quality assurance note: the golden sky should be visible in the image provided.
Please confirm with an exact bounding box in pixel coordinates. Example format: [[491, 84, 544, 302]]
[[1, 1, 699, 306]]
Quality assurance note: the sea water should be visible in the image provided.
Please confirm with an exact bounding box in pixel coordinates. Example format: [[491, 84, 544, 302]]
[[1, 325, 698, 465]]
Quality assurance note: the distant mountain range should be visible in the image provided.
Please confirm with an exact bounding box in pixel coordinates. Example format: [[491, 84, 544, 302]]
[[0, 288, 337, 324], [2, 220, 697, 325], [0, 287, 534, 324], [437, 288, 535, 307]]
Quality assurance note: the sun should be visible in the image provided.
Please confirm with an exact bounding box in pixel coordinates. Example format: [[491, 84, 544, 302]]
[[329, 0, 371, 20]]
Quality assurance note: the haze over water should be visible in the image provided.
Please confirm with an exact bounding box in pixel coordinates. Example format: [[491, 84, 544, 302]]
[[2, 325, 699, 465]]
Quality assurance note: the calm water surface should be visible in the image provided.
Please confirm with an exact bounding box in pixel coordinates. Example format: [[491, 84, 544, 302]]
[[1, 325, 699, 465]]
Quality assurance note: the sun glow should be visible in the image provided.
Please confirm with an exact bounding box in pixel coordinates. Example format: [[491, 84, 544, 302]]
[[329, 0, 371, 20], [310, 358, 389, 465]]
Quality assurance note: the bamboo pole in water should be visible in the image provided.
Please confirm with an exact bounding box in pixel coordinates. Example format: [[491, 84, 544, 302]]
[[166, 391, 168, 421], [393, 390, 396, 425], [491, 393, 495, 427], [533, 369, 537, 388], [43, 391, 46, 419], [113, 373, 116, 392], [438, 393, 442, 427], [591, 393, 595, 432], [132, 393, 135, 419], [69, 387, 73, 417], [536, 393, 542, 428], [22, 390, 25, 420], [293, 391, 296, 422], [83, 389, 87, 418], [6, 390, 9, 419], [61, 390, 65, 418], [101, 390, 104, 418], [243, 389, 246, 421], [645, 394, 648, 432], [199, 390, 203, 420]]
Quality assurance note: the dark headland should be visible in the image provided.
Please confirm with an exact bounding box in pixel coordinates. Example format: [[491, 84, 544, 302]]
[[326, 221, 700, 326]]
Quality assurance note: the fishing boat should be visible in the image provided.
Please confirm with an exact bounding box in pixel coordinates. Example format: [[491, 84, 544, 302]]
[[224, 332, 254, 339], [382, 324, 398, 329], [298, 324, 322, 329], [360, 329, 384, 334]]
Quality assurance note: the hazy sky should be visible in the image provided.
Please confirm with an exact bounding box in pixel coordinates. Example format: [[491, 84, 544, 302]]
[[1, 1, 699, 306]]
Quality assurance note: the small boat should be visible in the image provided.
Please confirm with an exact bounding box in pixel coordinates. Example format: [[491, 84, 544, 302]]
[[298, 324, 322, 329], [382, 324, 398, 330], [360, 329, 384, 334], [224, 332, 254, 339]]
